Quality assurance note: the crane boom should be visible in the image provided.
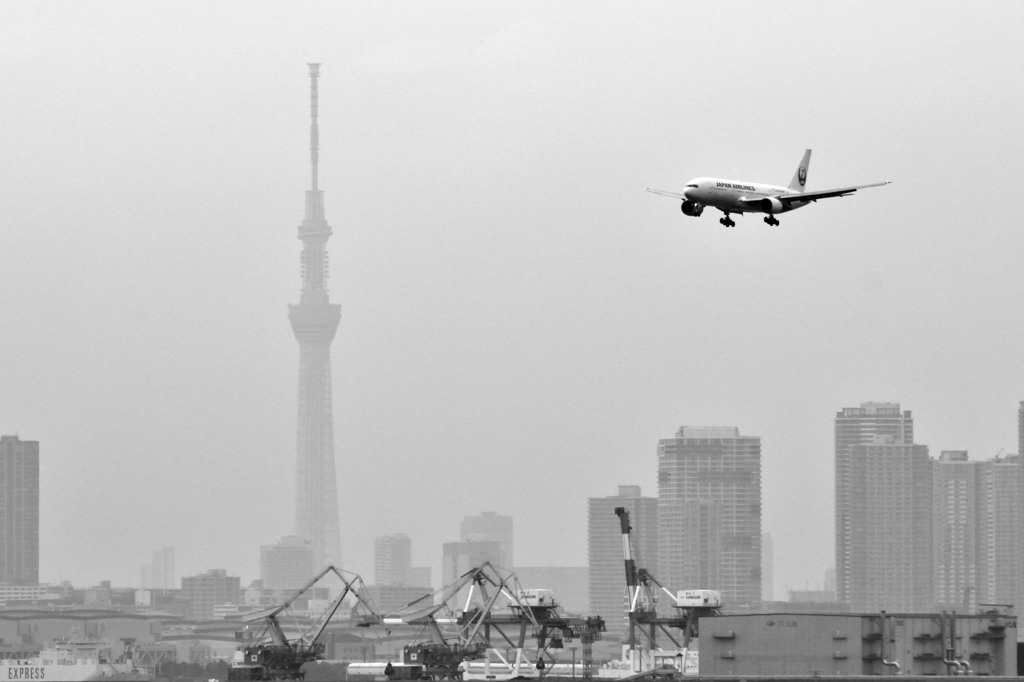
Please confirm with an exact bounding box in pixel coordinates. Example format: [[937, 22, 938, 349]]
[[231, 565, 378, 681]]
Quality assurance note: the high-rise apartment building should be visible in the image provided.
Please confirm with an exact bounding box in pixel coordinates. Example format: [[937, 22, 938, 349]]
[[408, 566, 432, 589], [932, 451, 977, 609], [140, 546, 176, 589], [658, 427, 762, 610], [977, 454, 1022, 608], [441, 541, 502, 583], [1018, 401, 1023, 456], [0, 435, 39, 585], [460, 512, 513, 568], [260, 535, 314, 591], [835, 403, 931, 611], [375, 533, 412, 586], [289, 64, 343, 569], [588, 485, 658, 640], [835, 403, 915, 607], [762, 533, 774, 602], [441, 540, 502, 588], [513, 566, 589, 614]]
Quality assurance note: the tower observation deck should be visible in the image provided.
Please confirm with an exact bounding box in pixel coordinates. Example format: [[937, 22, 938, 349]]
[[288, 63, 342, 569]]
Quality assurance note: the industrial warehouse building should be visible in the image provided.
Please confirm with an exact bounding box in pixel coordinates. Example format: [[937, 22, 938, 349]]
[[699, 609, 1016, 677]]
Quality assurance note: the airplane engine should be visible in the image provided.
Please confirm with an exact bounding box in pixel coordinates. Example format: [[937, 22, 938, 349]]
[[681, 201, 704, 217], [759, 197, 785, 214]]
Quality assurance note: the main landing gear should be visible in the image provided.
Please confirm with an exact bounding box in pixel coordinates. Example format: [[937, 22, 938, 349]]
[[763, 216, 780, 226], [719, 213, 736, 228]]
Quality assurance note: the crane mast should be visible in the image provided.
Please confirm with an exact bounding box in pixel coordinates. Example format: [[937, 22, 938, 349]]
[[613, 507, 721, 660]]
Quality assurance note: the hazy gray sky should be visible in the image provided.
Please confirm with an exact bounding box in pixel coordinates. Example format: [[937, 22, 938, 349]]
[[2, 2, 1023, 597]]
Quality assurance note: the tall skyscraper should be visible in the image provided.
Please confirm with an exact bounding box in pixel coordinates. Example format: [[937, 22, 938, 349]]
[[375, 533, 412, 586], [834, 402, 914, 607], [835, 403, 931, 611], [460, 512, 513, 567], [0, 435, 39, 585], [932, 451, 977, 610], [289, 64, 342, 569], [658, 427, 762, 610], [588, 485, 658, 641]]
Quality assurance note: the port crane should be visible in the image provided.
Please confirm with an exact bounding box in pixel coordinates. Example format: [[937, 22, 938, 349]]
[[230, 565, 380, 681], [370, 563, 541, 679], [363, 563, 604, 680], [614, 507, 720, 656]]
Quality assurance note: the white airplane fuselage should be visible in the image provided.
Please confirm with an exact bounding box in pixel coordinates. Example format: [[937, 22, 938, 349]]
[[646, 149, 890, 227], [682, 178, 807, 215]]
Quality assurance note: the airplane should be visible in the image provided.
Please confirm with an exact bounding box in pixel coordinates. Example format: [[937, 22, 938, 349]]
[[646, 149, 890, 227]]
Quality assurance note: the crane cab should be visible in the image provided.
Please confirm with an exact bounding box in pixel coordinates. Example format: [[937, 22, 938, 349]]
[[675, 589, 722, 609], [516, 589, 558, 609]]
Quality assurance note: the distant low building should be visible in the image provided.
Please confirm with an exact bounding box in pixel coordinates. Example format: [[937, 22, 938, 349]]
[[0, 606, 174, 652], [0, 583, 64, 607], [181, 569, 242, 620]]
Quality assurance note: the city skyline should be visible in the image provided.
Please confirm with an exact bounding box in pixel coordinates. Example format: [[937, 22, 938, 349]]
[[4, 398, 1023, 600], [6, 409, 1024, 620], [2, 3, 1023, 591]]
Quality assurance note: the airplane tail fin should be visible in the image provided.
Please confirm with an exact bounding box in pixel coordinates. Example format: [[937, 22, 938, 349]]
[[788, 149, 812, 192]]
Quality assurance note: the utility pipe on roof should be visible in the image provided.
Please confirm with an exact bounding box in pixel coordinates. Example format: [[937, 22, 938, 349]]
[[942, 611, 960, 675], [879, 611, 901, 674], [950, 611, 971, 675]]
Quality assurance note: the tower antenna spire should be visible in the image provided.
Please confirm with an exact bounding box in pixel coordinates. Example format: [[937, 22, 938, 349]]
[[308, 63, 320, 192]]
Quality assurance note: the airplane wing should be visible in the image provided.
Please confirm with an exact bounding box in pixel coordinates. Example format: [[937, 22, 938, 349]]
[[645, 187, 687, 200], [777, 181, 891, 205]]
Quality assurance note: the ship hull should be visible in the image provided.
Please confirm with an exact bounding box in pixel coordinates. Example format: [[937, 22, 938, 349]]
[[1, 663, 150, 682]]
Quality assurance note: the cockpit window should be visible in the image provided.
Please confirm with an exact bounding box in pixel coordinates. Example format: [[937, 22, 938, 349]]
[[686, 183, 699, 188]]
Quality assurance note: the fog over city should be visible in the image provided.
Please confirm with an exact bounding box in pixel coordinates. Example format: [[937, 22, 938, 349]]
[[2, 2, 1023, 593]]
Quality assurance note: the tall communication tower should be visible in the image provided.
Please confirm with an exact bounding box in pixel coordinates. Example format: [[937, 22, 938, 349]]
[[288, 63, 342, 569]]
